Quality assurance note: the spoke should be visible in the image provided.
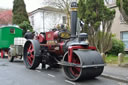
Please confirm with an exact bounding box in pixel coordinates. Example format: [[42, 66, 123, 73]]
[[27, 43, 34, 65], [29, 44, 34, 53], [69, 54, 81, 77], [27, 56, 32, 64], [30, 53, 34, 58], [29, 44, 32, 49], [29, 48, 34, 53], [28, 44, 32, 51], [75, 67, 80, 72]]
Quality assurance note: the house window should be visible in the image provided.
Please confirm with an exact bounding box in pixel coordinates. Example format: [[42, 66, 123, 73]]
[[31, 16, 34, 26], [121, 32, 128, 49], [62, 16, 66, 24], [120, 14, 126, 24]]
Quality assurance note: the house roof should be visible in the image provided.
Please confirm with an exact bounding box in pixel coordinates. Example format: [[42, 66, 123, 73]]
[[106, 3, 117, 8], [0, 10, 12, 25], [39, 6, 64, 12], [29, 6, 65, 16]]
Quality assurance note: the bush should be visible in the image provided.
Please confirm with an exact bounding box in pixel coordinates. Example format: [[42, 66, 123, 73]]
[[107, 38, 125, 55], [19, 21, 33, 35]]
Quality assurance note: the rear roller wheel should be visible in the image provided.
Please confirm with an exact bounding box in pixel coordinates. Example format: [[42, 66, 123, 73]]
[[24, 40, 41, 69], [62, 50, 104, 81]]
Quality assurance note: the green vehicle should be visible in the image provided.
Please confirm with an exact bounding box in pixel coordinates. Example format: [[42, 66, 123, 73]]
[[0, 26, 23, 58]]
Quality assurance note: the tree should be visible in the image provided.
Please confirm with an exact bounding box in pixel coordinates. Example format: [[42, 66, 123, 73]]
[[117, 0, 128, 23], [78, 0, 115, 53], [78, 0, 86, 20], [12, 0, 32, 33], [42, 0, 74, 29]]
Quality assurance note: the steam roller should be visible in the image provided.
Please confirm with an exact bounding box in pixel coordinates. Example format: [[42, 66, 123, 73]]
[[23, 2, 105, 81]]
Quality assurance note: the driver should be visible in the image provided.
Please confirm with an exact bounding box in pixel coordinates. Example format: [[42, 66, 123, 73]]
[[24, 30, 35, 39]]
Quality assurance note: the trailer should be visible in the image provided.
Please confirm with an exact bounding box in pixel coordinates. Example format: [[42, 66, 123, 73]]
[[0, 26, 22, 58], [8, 38, 26, 62]]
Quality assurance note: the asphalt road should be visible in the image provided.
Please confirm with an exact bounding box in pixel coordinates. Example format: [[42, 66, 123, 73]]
[[0, 59, 127, 85]]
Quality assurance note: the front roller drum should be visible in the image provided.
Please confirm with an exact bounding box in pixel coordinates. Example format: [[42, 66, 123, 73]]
[[62, 50, 104, 81], [23, 40, 41, 69]]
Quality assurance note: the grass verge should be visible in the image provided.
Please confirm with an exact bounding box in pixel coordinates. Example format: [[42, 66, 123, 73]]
[[105, 54, 128, 64]]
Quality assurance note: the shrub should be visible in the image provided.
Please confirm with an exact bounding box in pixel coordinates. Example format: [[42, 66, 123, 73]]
[[107, 38, 125, 55], [19, 21, 33, 35]]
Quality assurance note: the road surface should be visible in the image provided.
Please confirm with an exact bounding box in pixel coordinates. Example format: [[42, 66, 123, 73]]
[[0, 59, 127, 85]]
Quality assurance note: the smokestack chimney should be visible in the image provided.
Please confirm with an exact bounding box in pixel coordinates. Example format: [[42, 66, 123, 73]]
[[70, 2, 78, 38]]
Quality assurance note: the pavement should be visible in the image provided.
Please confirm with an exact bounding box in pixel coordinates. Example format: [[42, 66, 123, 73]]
[[101, 64, 128, 83]]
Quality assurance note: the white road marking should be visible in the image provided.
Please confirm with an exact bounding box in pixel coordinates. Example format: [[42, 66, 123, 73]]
[[118, 82, 127, 85], [65, 80, 76, 85], [126, 77, 128, 79], [48, 74, 55, 78]]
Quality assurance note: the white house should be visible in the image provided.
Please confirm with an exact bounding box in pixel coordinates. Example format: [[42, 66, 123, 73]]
[[29, 6, 66, 33]]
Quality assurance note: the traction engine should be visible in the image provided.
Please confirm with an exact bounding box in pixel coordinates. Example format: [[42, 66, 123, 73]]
[[23, 2, 105, 81]]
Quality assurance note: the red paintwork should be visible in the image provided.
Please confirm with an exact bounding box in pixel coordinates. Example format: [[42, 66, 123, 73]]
[[53, 31, 59, 39], [68, 46, 96, 63], [70, 54, 80, 77], [1, 50, 3, 58], [46, 31, 59, 41], [37, 34, 45, 43], [38, 31, 65, 55], [67, 45, 96, 77], [46, 32, 54, 41], [87, 46, 96, 50], [40, 42, 65, 55], [59, 42, 65, 54], [0, 49, 8, 58], [27, 43, 34, 65]]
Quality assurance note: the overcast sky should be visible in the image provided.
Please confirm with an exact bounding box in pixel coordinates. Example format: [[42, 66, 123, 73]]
[[0, 0, 44, 12]]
